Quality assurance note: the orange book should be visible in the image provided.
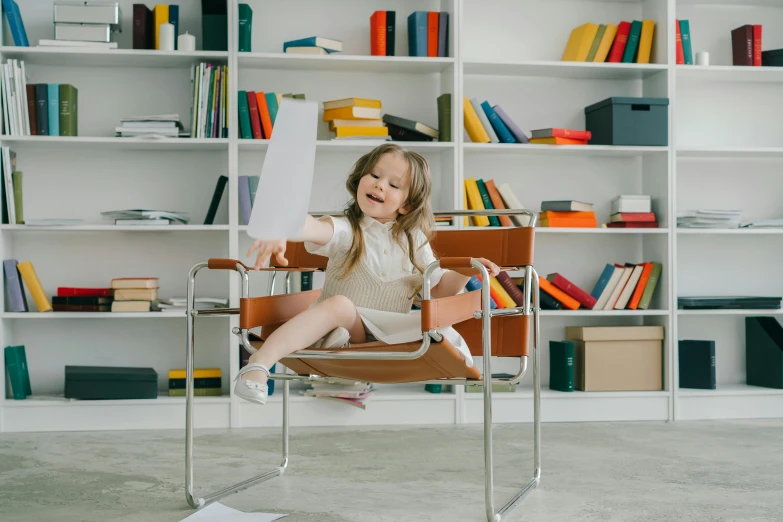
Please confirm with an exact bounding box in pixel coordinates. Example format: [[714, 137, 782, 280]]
[[540, 217, 597, 228], [627, 262, 654, 310], [476, 274, 507, 309], [370, 11, 387, 56], [484, 180, 513, 227], [538, 277, 580, 310], [255, 92, 274, 139], [427, 12, 439, 57], [540, 211, 595, 220]]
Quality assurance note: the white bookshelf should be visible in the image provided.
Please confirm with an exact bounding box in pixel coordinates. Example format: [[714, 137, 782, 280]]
[[1, 0, 781, 433]]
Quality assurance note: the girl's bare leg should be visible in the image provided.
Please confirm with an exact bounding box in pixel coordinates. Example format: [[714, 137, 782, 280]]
[[241, 295, 366, 383]]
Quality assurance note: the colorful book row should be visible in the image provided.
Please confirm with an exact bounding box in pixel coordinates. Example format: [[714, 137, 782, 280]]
[[238, 91, 304, 140], [463, 178, 529, 227], [463, 97, 528, 144], [407, 11, 449, 57], [562, 20, 655, 64], [191, 63, 228, 139]]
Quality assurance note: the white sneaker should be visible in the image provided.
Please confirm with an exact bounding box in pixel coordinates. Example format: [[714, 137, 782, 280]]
[[233, 363, 270, 405], [313, 327, 351, 348]]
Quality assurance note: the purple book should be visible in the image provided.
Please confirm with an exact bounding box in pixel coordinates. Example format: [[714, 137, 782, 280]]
[[3, 259, 28, 312], [493, 105, 529, 143], [238, 176, 252, 226]]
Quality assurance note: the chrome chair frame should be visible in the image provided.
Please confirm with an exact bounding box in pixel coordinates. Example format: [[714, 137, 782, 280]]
[[184, 210, 541, 522]]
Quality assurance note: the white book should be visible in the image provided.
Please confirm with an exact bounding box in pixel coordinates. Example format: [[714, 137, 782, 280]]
[[114, 219, 171, 225], [603, 266, 631, 310], [285, 46, 328, 55], [20, 61, 29, 135], [593, 265, 623, 311], [38, 39, 118, 48], [0, 66, 8, 135], [612, 195, 651, 214], [497, 183, 530, 226], [469, 97, 498, 143], [614, 264, 644, 310], [2, 147, 15, 224]]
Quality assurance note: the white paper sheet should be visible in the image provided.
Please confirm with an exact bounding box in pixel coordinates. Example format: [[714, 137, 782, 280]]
[[247, 98, 318, 241], [179, 502, 287, 522]]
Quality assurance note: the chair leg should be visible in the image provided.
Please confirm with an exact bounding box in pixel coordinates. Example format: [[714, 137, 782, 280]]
[[184, 264, 287, 509], [483, 268, 542, 522]]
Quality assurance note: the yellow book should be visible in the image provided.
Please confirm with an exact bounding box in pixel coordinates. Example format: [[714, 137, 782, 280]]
[[636, 20, 655, 63], [16, 261, 52, 312], [153, 5, 169, 50], [333, 126, 389, 138], [462, 183, 469, 226], [169, 368, 222, 379], [322, 98, 382, 110], [464, 178, 490, 227], [561, 22, 599, 61], [463, 97, 490, 143], [593, 23, 618, 62], [323, 106, 381, 121], [490, 278, 517, 308]]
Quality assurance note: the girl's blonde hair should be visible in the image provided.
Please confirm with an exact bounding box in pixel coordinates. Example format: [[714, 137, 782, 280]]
[[337, 143, 435, 281]]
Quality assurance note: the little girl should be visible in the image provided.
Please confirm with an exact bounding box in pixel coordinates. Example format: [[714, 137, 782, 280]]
[[235, 143, 499, 404]]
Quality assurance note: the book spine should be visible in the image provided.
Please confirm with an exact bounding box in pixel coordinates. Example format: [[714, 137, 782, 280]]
[[475, 179, 500, 226], [370, 11, 386, 56], [622, 20, 642, 63], [470, 97, 498, 143], [438, 12, 449, 57], [246, 91, 263, 139], [427, 11, 438, 57], [462, 98, 489, 143], [549, 274, 597, 309], [59, 84, 77, 136], [636, 20, 654, 64], [538, 277, 579, 310], [465, 276, 497, 309], [3, 0, 29, 47], [680, 20, 693, 65], [549, 341, 574, 392], [57, 287, 112, 297], [675, 20, 684, 64], [532, 128, 592, 140], [133, 4, 151, 49], [463, 179, 489, 226], [12, 171, 22, 224], [608, 21, 630, 62], [753, 24, 762, 66], [3, 259, 27, 312], [153, 4, 168, 50], [483, 179, 513, 226], [238, 4, 252, 52], [47, 84, 59, 136], [237, 90, 252, 139], [34, 84, 47, 136], [203, 175, 228, 225], [238, 175, 252, 225], [492, 105, 528, 143], [168, 5, 179, 49], [301, 272, 313, 291], [496, 272, 525, 306], [385, 11, 396, 56], [732, 25, 753, 66], [265, 92, 278, 126], [637, 262, 661, 310], [437, 93, 451, 142], [4, 345, 28, 399], [627, 262, 653, 310], [256, 92, 273, 138], [481, 101, 515, 143], [17, 260, 52, 312]]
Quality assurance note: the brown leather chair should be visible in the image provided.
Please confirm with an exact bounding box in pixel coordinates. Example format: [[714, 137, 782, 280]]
[[183, 210, 541, 522]]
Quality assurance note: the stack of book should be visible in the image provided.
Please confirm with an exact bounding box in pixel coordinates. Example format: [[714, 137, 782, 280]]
[[283, 36, 343, 55], [463, 178, 529, 227], [677, 209, 742, 229], [435, 216, 453, 228], [323, 98, 389, 140], [40, 1, 121, 49], [110, 277, 159, 312], [1, 60, 32, 136], [52, 287, 113, 312], [463, 97, 528, 144], [115, 114, 184, 138], [303, 380, 374, 409], [530, 128, 591, 146], [608, 195, 657, 228], [539, 201, 597, 228], [407, 11, 449, 57], [168, 368, 222, 397], [370, 10, 396, 56], [191, 63, 228, 139], [561, 20, 655, 64], [238, 91, 303, 140], [100, 209, 189, 226]]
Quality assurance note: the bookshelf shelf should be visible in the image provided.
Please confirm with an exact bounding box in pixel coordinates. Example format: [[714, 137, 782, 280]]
[[677, 309, 783, 316], [676, 228, 783, 235], [0, 225, 230, 232], [676, 384, 783, 421], [540, 310, 669, 317], [677, 147, 783, 158], [0, 136, 230, 151], [239, 139, 454, 153], [238, 52, 455, 73], [0, 47, 229, 68], [2, 395, 232, 407], [676, 65, 783, 83], [462, 143, 668, 157], [463, 60, 668, 80], [535, 228, 668, 234], [0, 312, 224, 319], [677, 384, 783, 397]]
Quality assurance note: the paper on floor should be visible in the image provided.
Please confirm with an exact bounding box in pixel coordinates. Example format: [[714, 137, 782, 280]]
[[179, 502, 287, 521], [247, 97, 318, 243]]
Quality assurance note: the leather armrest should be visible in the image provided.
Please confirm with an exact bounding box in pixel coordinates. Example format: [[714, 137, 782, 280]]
[[208, 258, 251, 271], [421, 291, 481, 331], [437, 257, 519, 277]]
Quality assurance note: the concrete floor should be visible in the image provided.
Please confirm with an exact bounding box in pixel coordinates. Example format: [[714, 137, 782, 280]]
[[1, 420, 782, 522]]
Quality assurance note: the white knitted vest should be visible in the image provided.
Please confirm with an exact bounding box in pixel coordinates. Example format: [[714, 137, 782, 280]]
[[316, 258, 421, 313]]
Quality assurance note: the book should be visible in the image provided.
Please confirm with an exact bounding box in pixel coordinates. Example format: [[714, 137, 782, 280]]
[[475, 179, 501, 227], [529, 137, 587, 145], [111, 300, 153, 312], [480, 101, 515, 143], [586, 24, 606, 62], [283, 36, 342, 53], [153, 4, 168, 50], [463, 178, 490, 227], [427, 12, 438, 57], [169, 5, 179, 49], [679, 20, 693, 65], [4, 345, 31, 399], [492, 105, 528, 143], [111, 277, 159, 289], [636, 20, 655, 64], [591, 264, 622, 311], [608, 21, 631, 62], [541, 201, 593, 212], [239, 175, 252, 225], [381, 114, 438, 139], [531, 128, 591, 140], [678, 340, 716, 390], [484, 180, 513, 227], [637, 262, 662, 310], [133, 4, 154, 50], [549, 341, 574, 392], [562, 22, 598, 61], [622, 20, 642, 63], [407, 11, 427, 57], [470, 97, 498, 143], [238, 3, 252, 52], [614, 264, 644, 309], [386, 11, 396, 56], [438, 12, 449, 57], [57, 287, 112, 297], [370, 10, 386, 56], [538, 277, 579, 310], [497, 183, 529, 226], [3, 259, 28, 312], [546, 273, 597, 309], [732, 24, 754, 66], [17, 261, 52, 312], [204, 175, 228, 225], [465, 275, 497, 309], [59, 84, 78, 136], [463, 97, 490, 143], [2, 0, 29, 47], [593, 24, 618, 62]]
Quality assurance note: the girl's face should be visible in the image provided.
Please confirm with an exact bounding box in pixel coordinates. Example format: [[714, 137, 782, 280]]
[[356, 153, 411, 223]]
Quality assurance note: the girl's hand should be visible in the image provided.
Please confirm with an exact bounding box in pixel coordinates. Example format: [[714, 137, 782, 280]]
[[473, 257, 500, 278], [246, 239, 288, 270]]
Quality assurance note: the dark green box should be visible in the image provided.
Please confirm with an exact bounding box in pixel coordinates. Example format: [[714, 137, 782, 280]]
[[745, 317, 783, 389], [65, 365, 158, 400], [678, 340, 716, 389], [201, 0, 228, 51], [584, 97, 669, 146], [762, 49, 783, 67]]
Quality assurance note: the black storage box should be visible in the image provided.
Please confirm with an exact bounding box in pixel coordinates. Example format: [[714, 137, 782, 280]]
[[762, 49, 783, 67], [584, 97, 669, 146], [65, 365, 158, 399], [745, 317, 783, 389], [678, 340, 716, 389]]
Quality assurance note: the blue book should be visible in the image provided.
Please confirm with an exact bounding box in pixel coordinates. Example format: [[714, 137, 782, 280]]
[[589, 264, 615, 300], [282, 36, 342, 53], [47, 84, 59, 136], [407, 11, 427, 57], [265, 93, 278, 126], [465, 276, 497, 309], [2, 0, 28, 47], [3, 259, 28, 312], [238, 175, 252, 225], [622, 20, 643, 63], [481, 101, 515, 143], [680, 20, 693, 65], [168, 5, 179, 50]]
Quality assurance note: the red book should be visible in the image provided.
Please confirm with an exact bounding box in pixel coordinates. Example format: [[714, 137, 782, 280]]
[[57, 287, 113, 297], [545, 273, 597, 309], [606, 221, 659, 228], [427, 12, 439, 57], [753, 24, 762, 66], [611, 212, 656, 222], [370, 11, 386, 56], [246, 91, 263, 139], [608, 21, 631, 63], [532, 128, 592, 140], [675, 20, 684, 65]]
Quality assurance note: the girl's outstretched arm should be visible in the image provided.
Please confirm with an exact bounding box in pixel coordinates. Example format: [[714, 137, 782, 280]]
[[246, 214, 334, 269]]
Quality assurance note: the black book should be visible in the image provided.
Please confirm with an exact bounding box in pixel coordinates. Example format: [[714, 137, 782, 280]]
[[35, 84, 48, 136], [385, 11, 395, 56], [204, 175, 228, 225], [678, 340, 716, 389]]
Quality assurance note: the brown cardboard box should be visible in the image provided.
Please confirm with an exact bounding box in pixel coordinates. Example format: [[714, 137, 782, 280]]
[[566, 326, 664, 392]]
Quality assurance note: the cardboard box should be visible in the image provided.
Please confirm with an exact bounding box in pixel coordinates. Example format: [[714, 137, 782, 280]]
[[566, 326, 664, 391]]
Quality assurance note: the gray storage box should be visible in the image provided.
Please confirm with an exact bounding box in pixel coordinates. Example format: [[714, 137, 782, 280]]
[[54, 1, 122, 28], [55, 22, 113, 42], [584, 97, 669, 146]]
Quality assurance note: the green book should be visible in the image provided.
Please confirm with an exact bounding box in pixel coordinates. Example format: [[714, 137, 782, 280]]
[[169, 387, 223, 397], [238, 4, 253, 52], [59, 84, 78, 136], [549, 340, 574, 392], [265, 92, 279, 125], [4, 345, 31, 399], [637, 262, 662, 310], [586, 24, 606, 62], [12, 171, 23, 224], [475, 179, 501, 227], [622, 20, 643, 63], [248, 175, 259, 207], [437, 93, 451, 142], [238, 91, 252, 139]]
